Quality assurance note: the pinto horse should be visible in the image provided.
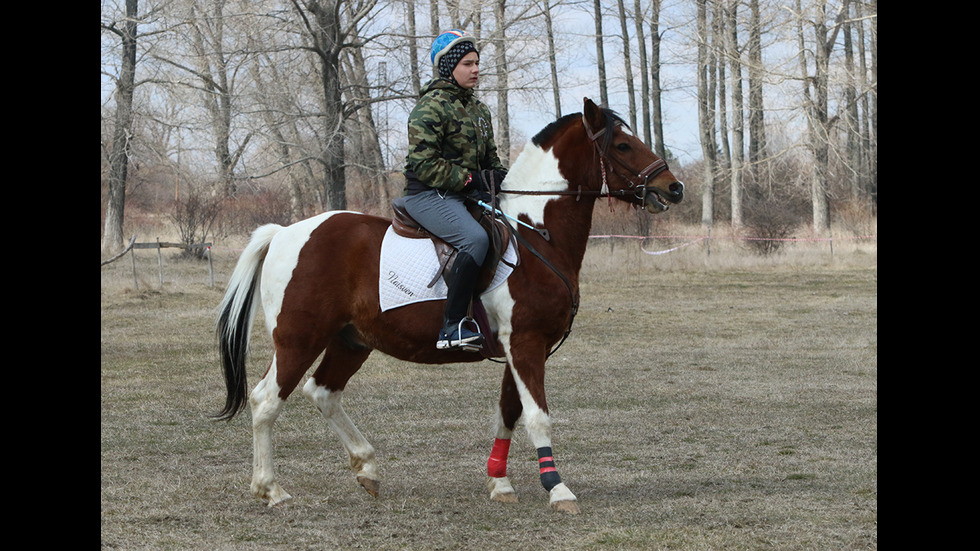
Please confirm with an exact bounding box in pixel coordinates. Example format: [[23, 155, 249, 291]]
[[215, 98, 683, 514]]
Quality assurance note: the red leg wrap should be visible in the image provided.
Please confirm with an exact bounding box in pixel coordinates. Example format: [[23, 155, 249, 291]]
[[487, 438, 511, 478]]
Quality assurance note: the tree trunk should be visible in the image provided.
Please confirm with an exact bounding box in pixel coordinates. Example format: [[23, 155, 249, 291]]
[[648, 0, 665, 158], [298, 0, 348, 211], [797, 0, 849, 234], [407, 0, 420, 95], [855, 0, 876, 202], [714, 2, 730, 173], [727, 0, 745, 228], [430, 0, 440, 80], [632, 0, 650, 144], [542, 0, 562, 118], [696, 0, 716, 228], [593, 0, 608, 106], [493, 0, 511, 166], [616, 0, 637, 131], [102, 0, 138, 255], [843, 7, 859, 199], [747, 0, 766, 173], [188, 0, 240, 196]]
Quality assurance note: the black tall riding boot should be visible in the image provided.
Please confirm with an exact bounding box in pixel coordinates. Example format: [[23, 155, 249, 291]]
[[436, 251, 485, 350]]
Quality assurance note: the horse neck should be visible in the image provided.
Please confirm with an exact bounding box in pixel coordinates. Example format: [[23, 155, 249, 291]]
[[499, 142, 601, 276]]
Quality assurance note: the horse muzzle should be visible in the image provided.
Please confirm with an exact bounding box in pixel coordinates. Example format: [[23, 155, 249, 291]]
[[642, 181, 684, 213]]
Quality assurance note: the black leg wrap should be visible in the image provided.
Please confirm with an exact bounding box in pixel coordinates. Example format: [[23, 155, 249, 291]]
[[537, 446, 562, 491]]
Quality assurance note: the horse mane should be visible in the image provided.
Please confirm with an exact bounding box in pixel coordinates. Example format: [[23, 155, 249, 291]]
[[531, 107, 630, 152]]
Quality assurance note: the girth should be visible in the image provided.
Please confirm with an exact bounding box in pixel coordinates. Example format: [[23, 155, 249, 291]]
[[390, 195, 516, 293]]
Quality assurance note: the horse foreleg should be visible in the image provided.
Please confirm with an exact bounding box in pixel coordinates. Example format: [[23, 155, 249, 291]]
[[487, 366, 522, 503], [249, 358, 292, 507], [507, 343, 580, 514]]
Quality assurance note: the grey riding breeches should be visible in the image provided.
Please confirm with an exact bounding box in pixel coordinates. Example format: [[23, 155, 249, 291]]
[[401, 189, 489, 265]]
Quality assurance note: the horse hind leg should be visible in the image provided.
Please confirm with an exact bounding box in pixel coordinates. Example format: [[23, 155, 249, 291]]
[[250, 336, 327, 506], [302, 336, 380, 497], [249, 354, 293, 506]]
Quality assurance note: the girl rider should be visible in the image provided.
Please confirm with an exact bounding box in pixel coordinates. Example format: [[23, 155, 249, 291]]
[[401, 30, 507, 351]]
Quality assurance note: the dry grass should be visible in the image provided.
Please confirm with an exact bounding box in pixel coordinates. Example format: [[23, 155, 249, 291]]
[[101, 232, 876, 550]]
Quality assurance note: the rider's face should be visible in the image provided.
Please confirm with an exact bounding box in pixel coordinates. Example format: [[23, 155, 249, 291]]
[[453, 52, 480, 89]]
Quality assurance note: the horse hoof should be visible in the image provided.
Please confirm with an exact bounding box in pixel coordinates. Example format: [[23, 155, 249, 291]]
[[357, 476, 381, 497], [550, 499, 581, 514], [266, 493, 292, 507], [487, 476, 518, 503], [254, 482, 292, 507], [491, 492, 519, 503]]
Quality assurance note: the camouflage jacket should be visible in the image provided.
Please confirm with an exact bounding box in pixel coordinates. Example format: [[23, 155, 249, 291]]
[[403, 78, 505, 194]]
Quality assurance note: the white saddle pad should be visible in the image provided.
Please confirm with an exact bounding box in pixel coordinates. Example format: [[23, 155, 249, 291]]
[[379, 226, 517, 312]]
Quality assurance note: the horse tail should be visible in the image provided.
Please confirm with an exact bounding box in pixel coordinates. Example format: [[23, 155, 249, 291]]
[[213, 223, 282, 421]]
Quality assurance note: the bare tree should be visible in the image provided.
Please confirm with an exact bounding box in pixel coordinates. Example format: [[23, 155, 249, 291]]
[[593, 0, 609, 106], [341, 42, 391, 210], [177, 0, 253, 196], [794, 0, 850, 234], [713, 1, 730, 174], [289, 0, 379, 211], [647, 0, 665, 158], [492, 0, 512, 166], [615, 0, 637, 130], [726, 0, 745, 228], [747, 0, 767, 171], [249, 53, 310, 223], [102, 0, 140, 255], [696, 0, 717, 228], [406, 0, 421, 95], [541, 0, 562, 118]]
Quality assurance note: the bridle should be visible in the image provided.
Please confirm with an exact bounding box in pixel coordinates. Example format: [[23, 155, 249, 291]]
[[498, 114, 671, 204]]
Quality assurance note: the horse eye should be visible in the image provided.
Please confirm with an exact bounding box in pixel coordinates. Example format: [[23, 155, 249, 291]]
[[616, 142, 631, 152]]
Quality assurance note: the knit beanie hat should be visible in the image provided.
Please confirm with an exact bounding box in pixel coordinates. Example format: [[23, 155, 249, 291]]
[[431, 30, 479, 81]]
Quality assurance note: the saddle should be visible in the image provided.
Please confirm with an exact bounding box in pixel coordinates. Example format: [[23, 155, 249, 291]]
[[390, 195, 517, 294]]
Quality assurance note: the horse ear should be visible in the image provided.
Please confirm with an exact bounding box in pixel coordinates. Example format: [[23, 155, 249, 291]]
[[583, 97, 605, 131]]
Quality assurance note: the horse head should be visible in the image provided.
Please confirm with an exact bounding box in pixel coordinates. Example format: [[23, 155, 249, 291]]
[[579, 97, 684, 213]]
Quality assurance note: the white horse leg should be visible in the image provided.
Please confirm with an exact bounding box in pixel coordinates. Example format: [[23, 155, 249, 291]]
[[486, 405, 519, 503], [508, 363, 580, 514], [302, 378, 381, 496], [249, 359, 292, 506]]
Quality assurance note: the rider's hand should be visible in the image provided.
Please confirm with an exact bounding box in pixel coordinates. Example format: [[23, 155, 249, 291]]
[[468, 169, 506, 195]]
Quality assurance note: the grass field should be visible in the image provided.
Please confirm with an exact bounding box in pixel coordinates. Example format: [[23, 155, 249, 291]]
[[101, 235, 877, 550]]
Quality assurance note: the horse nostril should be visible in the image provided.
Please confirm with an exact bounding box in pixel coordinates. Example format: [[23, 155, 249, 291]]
[[669, 181, 684, 200]]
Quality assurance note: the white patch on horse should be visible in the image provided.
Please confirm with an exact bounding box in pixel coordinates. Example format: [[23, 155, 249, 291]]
[[499, 142, 566, 226], [260, 211, 354, 332]]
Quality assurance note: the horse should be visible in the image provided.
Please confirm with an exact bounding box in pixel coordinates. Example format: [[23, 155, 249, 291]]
[[215, 97, 684, 514]]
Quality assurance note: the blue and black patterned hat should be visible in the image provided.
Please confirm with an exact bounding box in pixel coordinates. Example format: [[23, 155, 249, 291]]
[[430, 30, 478, 80]]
